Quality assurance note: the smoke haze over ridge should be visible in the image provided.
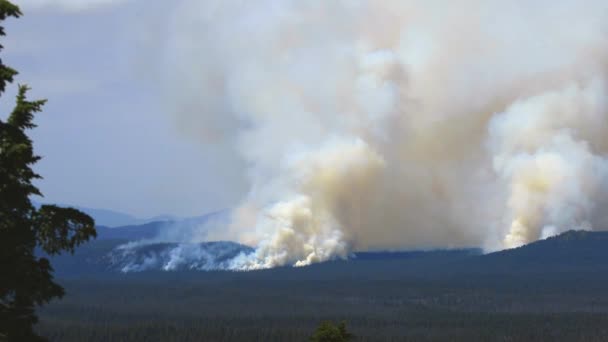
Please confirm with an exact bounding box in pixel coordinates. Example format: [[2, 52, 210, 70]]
[[151, 0, 608, 270]]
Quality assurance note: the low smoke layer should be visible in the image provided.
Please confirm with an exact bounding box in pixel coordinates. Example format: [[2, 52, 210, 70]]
[[110, 241, 253, 272], [153, 0, 608, 270]]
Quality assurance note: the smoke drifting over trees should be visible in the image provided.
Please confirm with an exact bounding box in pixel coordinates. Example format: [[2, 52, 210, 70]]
[[151, 0, 608, 269]]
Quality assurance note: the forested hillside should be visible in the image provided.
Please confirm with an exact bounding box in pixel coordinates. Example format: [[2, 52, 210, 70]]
[[36, 230, 608, 341]]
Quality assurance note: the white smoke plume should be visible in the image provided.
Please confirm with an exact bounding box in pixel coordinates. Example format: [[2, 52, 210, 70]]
[[110, 241, 253, 272], [150, 0, 608, 270]]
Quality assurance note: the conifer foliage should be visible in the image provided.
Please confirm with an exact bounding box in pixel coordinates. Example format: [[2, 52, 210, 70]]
[[0, 1, 96, 340]]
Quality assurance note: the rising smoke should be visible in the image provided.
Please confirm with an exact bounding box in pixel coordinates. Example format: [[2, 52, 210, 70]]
[[152, 0, 608, 270]]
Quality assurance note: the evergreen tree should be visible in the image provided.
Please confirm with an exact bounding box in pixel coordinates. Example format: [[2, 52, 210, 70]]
[[0, 1, 96, 340], [310, 321, 354, 342]]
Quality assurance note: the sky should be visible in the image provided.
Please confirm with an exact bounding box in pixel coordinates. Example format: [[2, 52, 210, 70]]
[[3, 0, 247, 218], [6, 0, 608, 267]]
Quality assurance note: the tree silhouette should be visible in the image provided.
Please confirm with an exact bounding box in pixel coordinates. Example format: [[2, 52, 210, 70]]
[[0, 1, 96, 340], [311, 320, 354, 342]]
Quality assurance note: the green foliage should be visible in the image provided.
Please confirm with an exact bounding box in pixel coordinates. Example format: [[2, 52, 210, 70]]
[[0, 0, 19, 95], [0, 2, 96, 340], [311, 321, 353, 342]]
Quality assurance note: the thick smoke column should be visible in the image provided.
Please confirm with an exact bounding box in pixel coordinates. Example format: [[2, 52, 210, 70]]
[[488, 80, 608, 248], [154, 0, 608, 269]]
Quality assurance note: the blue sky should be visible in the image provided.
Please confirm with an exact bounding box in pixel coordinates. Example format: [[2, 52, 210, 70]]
[[3, 0, 247, 217]]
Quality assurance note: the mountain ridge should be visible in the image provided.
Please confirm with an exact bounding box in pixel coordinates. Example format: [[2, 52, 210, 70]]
[[44, 229, 608, 276]]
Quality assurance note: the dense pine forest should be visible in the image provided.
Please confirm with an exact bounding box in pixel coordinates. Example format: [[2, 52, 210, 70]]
[[36, 231, 608, 341]]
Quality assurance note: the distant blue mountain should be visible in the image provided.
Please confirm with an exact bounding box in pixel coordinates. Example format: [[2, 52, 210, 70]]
[[95, 222, 165, 241], [73, 206, 153, 227], [31, 201, 178, 227], [94, 210, 230, 241], [44, 229, 608, 276]]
